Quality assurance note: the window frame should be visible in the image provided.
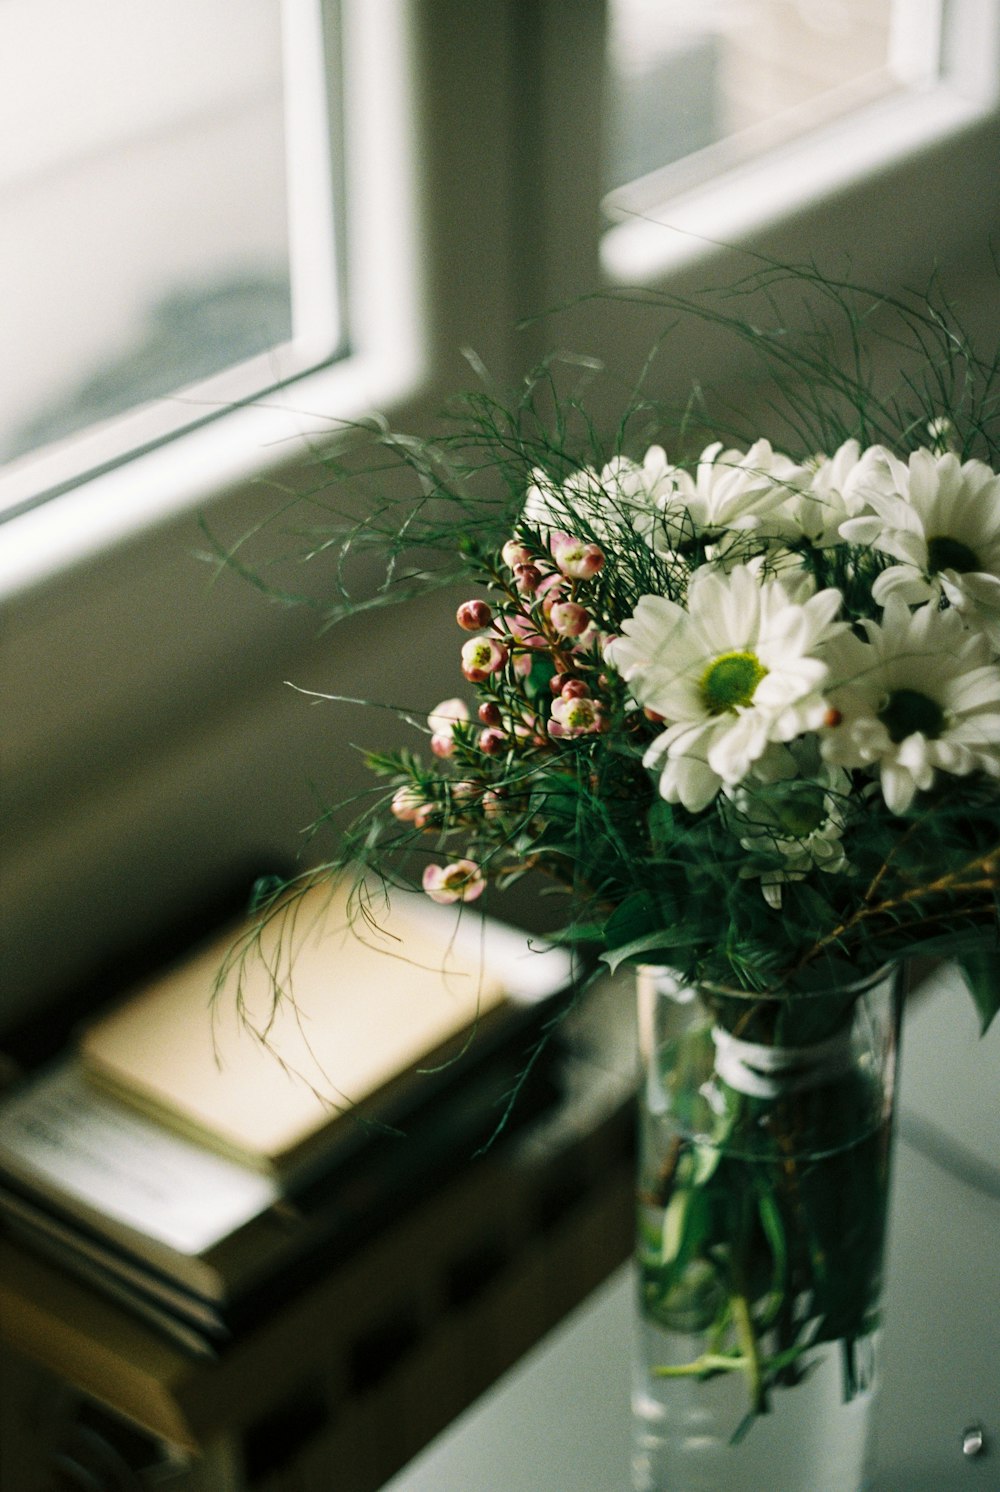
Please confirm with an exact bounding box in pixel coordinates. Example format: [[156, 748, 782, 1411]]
[[0, 0, 423, 596], [599, 0, 1000, 288]]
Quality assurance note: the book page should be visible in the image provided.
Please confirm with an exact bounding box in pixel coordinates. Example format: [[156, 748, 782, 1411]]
[[77, 880, 547, 1171], [0, 1059, 279, 1255]]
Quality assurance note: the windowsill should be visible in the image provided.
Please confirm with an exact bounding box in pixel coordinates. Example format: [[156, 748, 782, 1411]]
[[0, 346, 426, 602], [600, 85, 998, 286]]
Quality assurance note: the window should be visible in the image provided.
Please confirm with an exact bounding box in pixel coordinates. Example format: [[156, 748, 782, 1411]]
[[604, 0, 935, 206], [0, 0, 342, 524], [599, 0, 1000, 283]]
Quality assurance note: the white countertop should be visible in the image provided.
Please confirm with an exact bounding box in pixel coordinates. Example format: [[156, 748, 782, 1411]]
[[381, 965, 1000, 1491]]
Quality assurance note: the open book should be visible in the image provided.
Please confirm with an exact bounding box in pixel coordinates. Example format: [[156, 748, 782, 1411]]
[[76, 878, 572, 1184]]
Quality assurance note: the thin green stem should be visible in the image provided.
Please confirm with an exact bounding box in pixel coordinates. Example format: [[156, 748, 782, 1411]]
[[732, 1290, 767, 1414], [652, 1352, 747, 1379]]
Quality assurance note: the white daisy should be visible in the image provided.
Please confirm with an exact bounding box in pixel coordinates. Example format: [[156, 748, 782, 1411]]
[[839, 447, 1000, 648], [785, 440, 893, 548], [618, 441, 807, 554], [523, 453, 657, 544], [722, 742, 851, 908], [614, 445, 698, 557], [682, 439, 807, 535], [821, 596, 1000, 813], [604, 564, 844, 811]]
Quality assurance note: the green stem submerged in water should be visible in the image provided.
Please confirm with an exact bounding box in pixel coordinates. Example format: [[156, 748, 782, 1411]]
[[638, 987, 897, 1439]]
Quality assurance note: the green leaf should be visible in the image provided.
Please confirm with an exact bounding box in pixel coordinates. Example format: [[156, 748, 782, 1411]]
[[661, 1189, 689, 1266], [692, 1144, 721, 1186], [955, 948, 1000, 1035], [522, 656, 558, 700], [544, 921, 609, 946], [757, 1188, 787, 1294], [647, 798, 675, 854], [599, 925, 701, 975], [601, 888, 679, 947]]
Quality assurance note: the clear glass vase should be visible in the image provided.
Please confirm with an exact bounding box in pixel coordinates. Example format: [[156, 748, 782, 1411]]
[[631, 963, 902, 1492]]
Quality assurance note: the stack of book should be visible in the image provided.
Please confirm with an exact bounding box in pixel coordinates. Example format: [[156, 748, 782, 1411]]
[[0, 881, 572, 1357]]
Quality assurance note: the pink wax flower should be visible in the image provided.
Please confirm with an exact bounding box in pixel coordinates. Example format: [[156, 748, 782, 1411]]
[[456, 598, 493, 631], [503, 610, 548, 650], [390, 785, 434, 827], [550, 533, 605, 579], [549, 600, 591, 638], [428, 697, 470, 756], [548, 694, 607, 738], [422, 859, 486, 904], [461, 636, 508, 681]]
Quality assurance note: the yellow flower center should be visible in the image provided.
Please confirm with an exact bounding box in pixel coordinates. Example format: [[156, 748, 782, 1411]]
[[700, 650, 768, 715], [775, 793, 827, 838]]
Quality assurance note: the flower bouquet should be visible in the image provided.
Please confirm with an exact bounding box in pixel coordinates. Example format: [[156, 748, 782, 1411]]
[[224, 268, 1000, 1488]]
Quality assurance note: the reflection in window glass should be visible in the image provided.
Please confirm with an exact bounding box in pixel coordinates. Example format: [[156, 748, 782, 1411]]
[[605, 0, 938, 208], [0, 0, 341, 518]]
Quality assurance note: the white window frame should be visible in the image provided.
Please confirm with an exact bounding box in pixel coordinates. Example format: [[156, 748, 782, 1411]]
[[600, 0, 1000, 287], [0, 0, 349, 536], [0, 0, 423, 597], [4, 0, 1000, 1025]]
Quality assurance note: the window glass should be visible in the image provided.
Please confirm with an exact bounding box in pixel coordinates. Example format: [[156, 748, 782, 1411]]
[[604, 0, 938, 211], [0, 0, 341, 519]]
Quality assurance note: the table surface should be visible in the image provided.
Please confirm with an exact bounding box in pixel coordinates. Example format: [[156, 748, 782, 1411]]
[[381, 966, 1000, 1491]]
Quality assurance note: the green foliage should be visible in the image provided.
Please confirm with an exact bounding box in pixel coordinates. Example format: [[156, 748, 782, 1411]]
[[955, 947, 1000, 1034]]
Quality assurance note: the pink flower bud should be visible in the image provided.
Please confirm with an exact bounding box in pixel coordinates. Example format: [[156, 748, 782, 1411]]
[[560, 678, 590, 700], [514, 563, 543, 594], [502, 540, 533, 569], [482, 789, 505, 819], [391, 786, 434, 827], [478, 701, 502, 727], [422, 859, 486, 905], [456, 598, 493, 631], [451, 780, 480, 803], [461, 636, 508, 681], [549, 601, 591, 638], [550, 534, 605, 579], [479, 727, 507, 755]]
